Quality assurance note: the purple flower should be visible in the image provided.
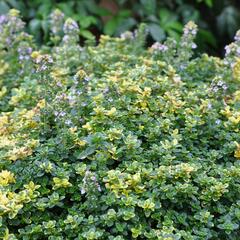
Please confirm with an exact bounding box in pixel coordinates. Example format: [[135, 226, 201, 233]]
[[213, 87, 218, 93], [222, 84, 228, 91], [237, 48, 240, 56], [0, 11, 25, 47], [81, 170, 102, 194], [56, 81, 62, 87], [207, 103, 212, 109], [59, 111, 66, 117], [183, 21, 198, 37], [103, 87, 109, 94], [65, 119, 72, 126], [33, 54, 53, 73], [224, 43, 238, 57], [62, 35, 70, 44], [17, 45, 32, 62], [151, 42, 168, 52], [97, 185, 102, 192], [225, 45, 231, 55], [80, 188, 86, 194], [84, 76, 91, 82], [234, 30, 240, 42], [0, 15, 7, 25], [91, 176, 96, 181], [120, 31, 134, 40], [50, 9, 64, 35], [191, 43, 197, 49], [63, 18, 79, 35]]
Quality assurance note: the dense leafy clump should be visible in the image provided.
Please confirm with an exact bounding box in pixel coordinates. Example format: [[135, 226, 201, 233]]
[[1, 9, 240, 240], [1, 0, 240, 54]]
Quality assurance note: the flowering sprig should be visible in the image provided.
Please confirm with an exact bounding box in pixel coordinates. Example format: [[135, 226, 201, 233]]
[[50, 9, 65, 35], [0, 9, 25, 48], [1, 9, 240, 239], [62, 18, 79, 44], [223, 30, 240, 81], [63, 18, 79, 35], [225, 30, 240, 59], [208, 76, 228, 97], [120, 31, 134, 40], [149, 21, 197, 68], [31, 51, 53, 73], [18, 44, 32, 62], [150, 42, 168, 52], [177, 21, 198, 65], [80, 170, 102, 195]]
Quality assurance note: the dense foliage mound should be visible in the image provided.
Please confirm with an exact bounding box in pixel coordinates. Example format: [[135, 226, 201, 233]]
[[1, 0, 240, 54], [1, 9, 240, 240]]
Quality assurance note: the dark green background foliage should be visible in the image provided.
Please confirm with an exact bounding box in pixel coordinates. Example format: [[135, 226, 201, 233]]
[[1, 0, 240, 54], [1, 10, 240, 239]]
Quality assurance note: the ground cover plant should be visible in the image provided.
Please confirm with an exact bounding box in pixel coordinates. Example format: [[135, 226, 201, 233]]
[[1, 0, 240, 55], [1, 9, 240, 240]]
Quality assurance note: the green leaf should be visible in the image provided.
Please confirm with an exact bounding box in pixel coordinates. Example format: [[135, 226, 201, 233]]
[[37, 2, 51, 18], [198, 29, 217, 47], [166, 21, 183, 32], [167, 29, 181, 41], [80, 30, 95, 40], [148, 23, 166, 41], [41, 19, 49, 36], [77, 16, 97, 28], [140, 0, 156, 15], [115, 18, 137, 35], [74, 146, 96, 160], [179, 5, 200, 23], [197, 0, 213, 7], [205, 0, 213, 7], [0, 1, 10, 14], [217, 6, 240, 37], [104, 18, 119, 35], [5, 0, 21, 9], [57, 2, 74, 16], [118, 10, 131, 18], [84, 1, 109, 16], [29, 19, 41, 34], [159, 8, 177, 26]]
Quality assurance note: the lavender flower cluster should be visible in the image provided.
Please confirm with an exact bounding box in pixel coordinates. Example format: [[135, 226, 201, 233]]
[[53, 110, 73, 126], [52, 84, 83, 126], [61, 18, 80, 44], [55, 89, 80, 106], [120, 25, 148, 41], [209, 78, 228, 95], [32, 53, 53, 73], [183, 21, 197, 36], [63, 18, 79, 35], [225, 43, 240, 59], [224, 31, 240, 68], [180, 21, 198, 49], [50, 9, 65, 35], [80, 170, 102, 194], [120, 31, 134, 40], [17, 44, 32, 62], [0, 9, 25, 47], [151, 42, 168, 52]]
